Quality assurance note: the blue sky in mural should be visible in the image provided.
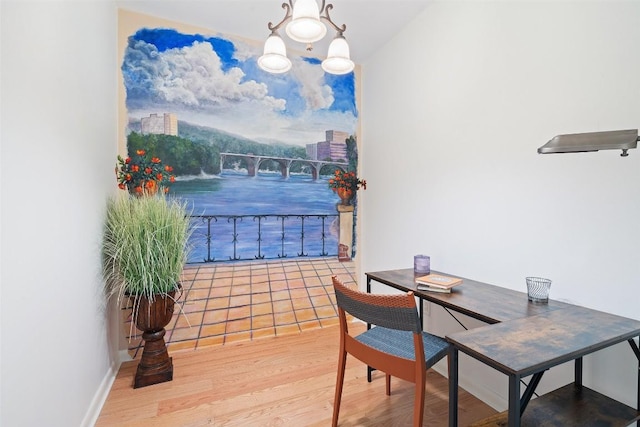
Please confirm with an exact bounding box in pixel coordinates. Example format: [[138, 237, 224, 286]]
[[122, 28, 358, 146]]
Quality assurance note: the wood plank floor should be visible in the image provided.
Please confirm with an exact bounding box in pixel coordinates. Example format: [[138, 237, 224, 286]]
[[96, 323, 497, 426]]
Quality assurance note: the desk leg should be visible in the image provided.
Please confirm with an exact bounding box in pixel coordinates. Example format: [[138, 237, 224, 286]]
[[508, 374, 521, 427], [637, 344, 640, 427], [520, 371, 543, 415], [575, 357, 583, 388], [448, 346, 458, 427], [627, 339, 640, 427], [366, 276, 373, 382]]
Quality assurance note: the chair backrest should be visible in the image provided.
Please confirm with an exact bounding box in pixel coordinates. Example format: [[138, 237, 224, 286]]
[[332, 276, 421, 333]]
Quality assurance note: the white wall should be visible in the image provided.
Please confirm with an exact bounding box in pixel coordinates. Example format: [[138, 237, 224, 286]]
[[2, 1, 638, 423], [361, 1, 640, 410], [1, 2, 118, 426]]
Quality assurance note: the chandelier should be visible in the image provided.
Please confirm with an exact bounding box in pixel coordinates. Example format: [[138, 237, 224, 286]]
[[258, 0, 355, 75]]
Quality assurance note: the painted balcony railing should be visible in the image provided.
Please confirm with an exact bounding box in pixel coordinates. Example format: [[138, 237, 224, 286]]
[[187, 214, 339, 263]]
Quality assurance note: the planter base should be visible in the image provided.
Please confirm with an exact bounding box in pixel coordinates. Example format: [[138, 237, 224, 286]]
[[134, 328, 173, 388]]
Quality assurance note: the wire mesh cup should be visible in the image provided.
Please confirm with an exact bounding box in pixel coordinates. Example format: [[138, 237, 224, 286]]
[[526, 277, 552, 303]]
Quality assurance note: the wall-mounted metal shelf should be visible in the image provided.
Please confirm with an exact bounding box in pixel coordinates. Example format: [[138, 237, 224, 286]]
[[538, 129, 639, 157]]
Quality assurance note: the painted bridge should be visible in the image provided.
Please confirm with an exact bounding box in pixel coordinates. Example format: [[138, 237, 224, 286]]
[[220, 152, 348, 180]]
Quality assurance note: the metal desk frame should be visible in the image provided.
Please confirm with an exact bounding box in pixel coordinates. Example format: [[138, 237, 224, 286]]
[[366, 268, 640, 427]]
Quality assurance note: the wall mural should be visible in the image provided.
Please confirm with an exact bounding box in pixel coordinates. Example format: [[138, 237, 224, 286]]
[[120, 25, 359, 263]]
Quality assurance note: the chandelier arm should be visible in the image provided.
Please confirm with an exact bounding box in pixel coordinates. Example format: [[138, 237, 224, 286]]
[[320, 3, 346, 34], [318, 0, 327, 15], [267, 1, 293, 33]]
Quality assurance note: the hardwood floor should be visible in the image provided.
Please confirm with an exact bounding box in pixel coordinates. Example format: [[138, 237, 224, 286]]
[[96, 323, 496, 426]]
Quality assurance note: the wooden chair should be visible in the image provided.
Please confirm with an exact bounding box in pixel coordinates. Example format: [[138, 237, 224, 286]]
[[331, 276, 450, 427]]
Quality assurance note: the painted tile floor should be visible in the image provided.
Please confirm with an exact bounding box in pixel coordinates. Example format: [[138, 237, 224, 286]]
[[125, 257, 357, 358]]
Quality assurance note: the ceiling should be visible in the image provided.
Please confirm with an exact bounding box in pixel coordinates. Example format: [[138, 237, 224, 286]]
[[115, 0, 432, 63]]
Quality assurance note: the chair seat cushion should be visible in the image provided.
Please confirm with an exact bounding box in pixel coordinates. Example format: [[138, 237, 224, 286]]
[[355, 327, 449, 368]]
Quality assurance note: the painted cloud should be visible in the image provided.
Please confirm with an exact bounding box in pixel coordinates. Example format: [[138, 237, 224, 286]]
[[122, 28, 357, 146]]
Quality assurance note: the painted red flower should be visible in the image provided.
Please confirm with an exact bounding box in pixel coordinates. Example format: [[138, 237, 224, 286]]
[[115, 151, 176, 194], [328, 169, 366, 194]]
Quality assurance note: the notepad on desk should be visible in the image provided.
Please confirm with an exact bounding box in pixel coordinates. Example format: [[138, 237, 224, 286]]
[[415, 274, 463, 293]]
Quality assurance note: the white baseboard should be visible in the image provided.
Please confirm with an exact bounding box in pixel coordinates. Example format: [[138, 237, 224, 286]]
[[431, 362, 506, 412], [80, 356, 124, 427], [119, 349, 133, 363]]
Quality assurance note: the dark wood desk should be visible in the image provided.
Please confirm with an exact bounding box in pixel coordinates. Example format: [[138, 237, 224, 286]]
[[366, 269, 570, 324], [366, 269, 640, 427]]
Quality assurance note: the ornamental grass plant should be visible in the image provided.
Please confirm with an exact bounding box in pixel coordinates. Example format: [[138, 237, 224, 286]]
[[102, 192, 192, 306]]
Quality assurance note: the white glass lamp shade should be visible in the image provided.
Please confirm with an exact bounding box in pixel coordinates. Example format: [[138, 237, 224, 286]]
[[321, 35, 354, 75], [258, 34, 292, 74], [285, 0, 327, 43]]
